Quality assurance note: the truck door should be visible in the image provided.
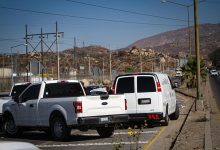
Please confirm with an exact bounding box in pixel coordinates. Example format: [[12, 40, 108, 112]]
[[136, 75, 160, 114], [17, 84, 41, 126]]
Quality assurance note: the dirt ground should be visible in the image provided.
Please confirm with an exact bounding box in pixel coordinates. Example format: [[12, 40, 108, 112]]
[[173, 78, 220, 150], [149, 77, 220, 150]]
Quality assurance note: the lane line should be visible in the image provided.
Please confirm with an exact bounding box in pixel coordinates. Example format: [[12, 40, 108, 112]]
[[142, 127, 165, 150], [37, 141, 149, 148], [80, 130, 159, 136], [36, 130, 158, 148]]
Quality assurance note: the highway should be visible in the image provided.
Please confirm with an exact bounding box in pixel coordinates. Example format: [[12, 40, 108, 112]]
[[209, 76, 220, 109], [0, 94, 189, 150]]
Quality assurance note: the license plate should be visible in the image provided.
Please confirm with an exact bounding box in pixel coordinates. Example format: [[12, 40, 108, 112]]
[[100, 117, 108, 122], [138, 98, 151, 104]]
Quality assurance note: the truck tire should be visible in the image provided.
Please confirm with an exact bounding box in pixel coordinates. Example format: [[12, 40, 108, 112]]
[[3, 115, 22, 138], [162, 107, 169, 126], [50, 116, 70, 141], [97, 127, 114, 138], [169, 104, 179, 120]]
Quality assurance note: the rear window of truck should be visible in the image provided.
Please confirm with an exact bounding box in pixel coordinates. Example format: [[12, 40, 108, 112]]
[[116, 77, 134, 94], [44, 83, 84, 98], [137, 76, 156, 92]]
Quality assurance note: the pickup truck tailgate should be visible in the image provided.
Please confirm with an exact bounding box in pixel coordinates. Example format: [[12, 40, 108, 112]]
[[77, 95, 126, 117]]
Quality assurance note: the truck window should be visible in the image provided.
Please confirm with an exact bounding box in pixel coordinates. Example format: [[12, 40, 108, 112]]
[[11, 83, 30, 97], [20, 84, 41, 102], [137, 76, 156, 92], [116, 77, 134, 94], [43, 83, 84, 98]]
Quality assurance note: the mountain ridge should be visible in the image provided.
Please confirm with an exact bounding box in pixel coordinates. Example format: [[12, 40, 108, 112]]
[[125, 23, 220, 57]]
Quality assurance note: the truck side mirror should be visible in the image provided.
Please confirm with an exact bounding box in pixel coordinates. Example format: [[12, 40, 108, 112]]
[[13, 95, 19, 103]]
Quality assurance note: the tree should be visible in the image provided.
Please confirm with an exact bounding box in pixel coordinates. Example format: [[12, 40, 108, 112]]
[[182, 57, 206, 88], [125, 66, 134, 73], [208, 48, 220, 69]]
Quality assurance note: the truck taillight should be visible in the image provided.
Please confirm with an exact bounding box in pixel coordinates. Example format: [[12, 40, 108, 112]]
[[74, 101, 83, 113], [156, 82, 162, 92], [125, 99, 127, 110]]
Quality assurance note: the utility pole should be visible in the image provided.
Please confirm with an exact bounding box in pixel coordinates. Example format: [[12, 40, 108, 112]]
[[139, 49, 143, 72], [109, 48, 112, 81], [161, 0, 192, 57], [88, 54, 91, 75], [55, 22, 59, 79], [74, 37, 76, 69], [40, 28, 44, 80], [25, 24, 29, 82], [102, 58, 104, 81], [194, 0, 202, 111]]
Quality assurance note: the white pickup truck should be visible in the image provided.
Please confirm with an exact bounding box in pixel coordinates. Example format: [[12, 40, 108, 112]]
[[2, 80, 128, 141], [0, 82, 31, 128]]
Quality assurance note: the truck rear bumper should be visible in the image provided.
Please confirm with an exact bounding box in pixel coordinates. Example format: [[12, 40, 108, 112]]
[[128, 113, 163, 122], [77, 114, 128, 126]]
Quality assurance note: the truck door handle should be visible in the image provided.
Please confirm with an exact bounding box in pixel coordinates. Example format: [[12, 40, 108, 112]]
[[30, 104, 34, 108], [102, 102, 108, 105]]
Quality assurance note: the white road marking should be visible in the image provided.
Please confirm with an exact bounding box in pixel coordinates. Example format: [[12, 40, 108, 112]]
[[37, 141, 149, 148], [37, 131, 157, 148], [80, 130, 159, 136]]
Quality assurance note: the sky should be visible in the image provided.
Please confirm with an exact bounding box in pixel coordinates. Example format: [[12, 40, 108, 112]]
[[0, 0, 220, 54]]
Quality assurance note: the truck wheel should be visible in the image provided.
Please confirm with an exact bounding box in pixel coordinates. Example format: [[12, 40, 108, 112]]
[[170, 104, 179, 120], [162, 107, 169, 126], [3, 115, 22, 138], [50, 116, 70, 141], [97, 127, 114, 138]]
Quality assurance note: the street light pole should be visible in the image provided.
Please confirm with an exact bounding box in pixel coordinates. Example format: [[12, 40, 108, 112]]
[[10, 44, 27, 86], [161, 0, 192, 57]]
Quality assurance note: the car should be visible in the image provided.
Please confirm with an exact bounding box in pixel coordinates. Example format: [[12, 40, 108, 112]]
[[86, 85, 108, 95], [210, 69, 218, 76], [171, 76, 182, 88]]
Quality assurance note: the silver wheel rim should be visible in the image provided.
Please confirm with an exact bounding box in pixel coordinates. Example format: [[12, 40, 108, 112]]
[[54, 120, 63, 138], [5, 119, 17, 134]]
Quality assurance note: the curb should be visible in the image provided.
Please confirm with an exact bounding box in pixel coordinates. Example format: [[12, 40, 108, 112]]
[[205, 111, 212, 150], [205, 78, 213, 150]]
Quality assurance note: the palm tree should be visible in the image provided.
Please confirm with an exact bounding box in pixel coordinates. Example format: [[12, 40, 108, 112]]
[[182, 57, 206, 88]]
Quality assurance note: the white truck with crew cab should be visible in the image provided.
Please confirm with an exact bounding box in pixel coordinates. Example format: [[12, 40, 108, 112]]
[[112, 72, 179, 126], [2, 80, 128, 141]]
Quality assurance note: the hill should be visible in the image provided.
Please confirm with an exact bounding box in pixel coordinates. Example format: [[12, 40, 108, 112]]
[[126, 23, 220, 57]]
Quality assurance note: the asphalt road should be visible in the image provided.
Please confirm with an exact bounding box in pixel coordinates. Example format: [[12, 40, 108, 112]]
[[209, 75, 220, 109], [0, 94, 187, 150]]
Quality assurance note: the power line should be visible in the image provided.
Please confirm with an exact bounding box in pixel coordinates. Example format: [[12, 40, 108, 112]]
[[0, 38, 23, 42], [0, 6, 185, 27], [64, 0, 188, 22]]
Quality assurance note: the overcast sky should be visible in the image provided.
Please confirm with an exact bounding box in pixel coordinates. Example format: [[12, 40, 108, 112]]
[[0, 0, 220, 53]]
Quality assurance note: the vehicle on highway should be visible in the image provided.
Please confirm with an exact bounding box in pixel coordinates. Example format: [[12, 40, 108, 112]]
[[2, 80, 128, 141], [112, 72, 179, 126], [210, 69, 218, 76], [171, 76, 182, 88], [0, 82, 31, 130], [86, 85, 108, 95]]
